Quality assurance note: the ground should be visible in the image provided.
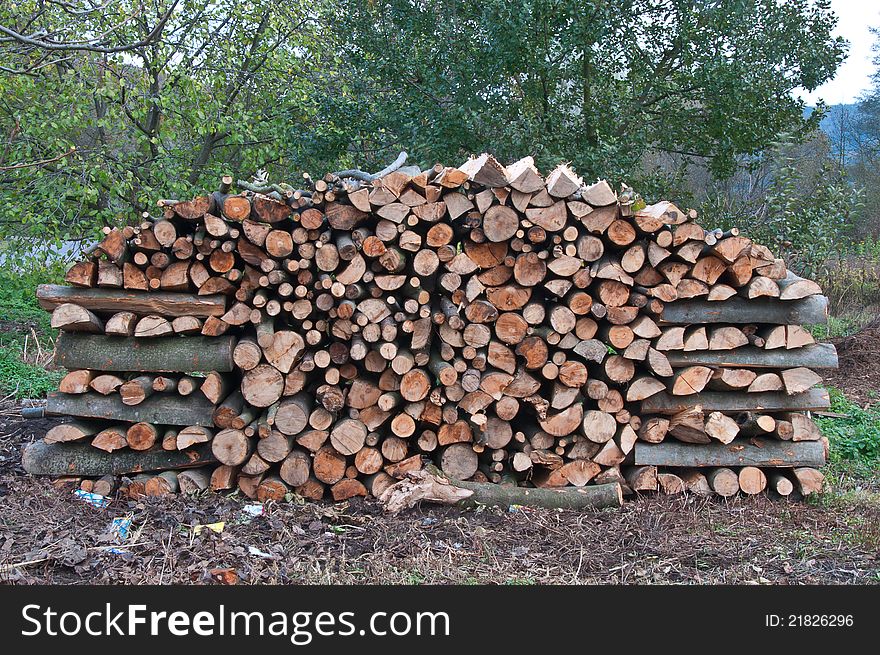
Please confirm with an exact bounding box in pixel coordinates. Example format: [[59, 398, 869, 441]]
[[0, 401, 877, 585], [824, 318, 880, 405], [0, 307, 878, 585]]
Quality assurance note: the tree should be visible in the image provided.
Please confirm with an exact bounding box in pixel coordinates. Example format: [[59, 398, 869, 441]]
[[852, 27, 880, 234], [0, 1, 340, 244], [0, 1, 178, 75], [0, 0, 850, 250], [328, 0, 845, 182]]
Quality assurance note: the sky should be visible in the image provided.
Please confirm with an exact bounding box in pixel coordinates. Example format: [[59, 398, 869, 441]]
[[798, 0, 880, 105]]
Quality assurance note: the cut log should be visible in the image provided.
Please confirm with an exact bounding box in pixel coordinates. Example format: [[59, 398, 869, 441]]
[[658, 296, 828, 326], [380, 468, 622, 512], [768, 473, 794, 496], [634, 438, 825, 467], [119, 375, 155, 406], [126, 422, 159, 451], [241, 365, 284, 408], [212, 429, 254, 466], [37, 285, 225, 317], [640, 388, 830, 414], [738, 466, 767, 495], [54, 334, 236, 372], [665, 343, 837, 369], [707, 468, 740, 497], [47, 391, 215, 426], [22, 441, 216, 477]]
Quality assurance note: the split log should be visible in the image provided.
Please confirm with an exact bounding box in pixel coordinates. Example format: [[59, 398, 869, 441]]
[[91, 425, 128, 452], [791, 467, 824, 495], [51, 303, 103, 333], [58, 370, 94, 394], [45, 420, 102, 444], [624, 465, 657, 492]]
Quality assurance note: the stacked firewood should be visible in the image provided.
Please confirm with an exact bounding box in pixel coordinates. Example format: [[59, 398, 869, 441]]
[[25, 153, 834, 505]]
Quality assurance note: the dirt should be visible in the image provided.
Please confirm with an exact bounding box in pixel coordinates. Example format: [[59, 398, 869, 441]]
[[0, 405, 877, 585], [823, 320, 880, 405]]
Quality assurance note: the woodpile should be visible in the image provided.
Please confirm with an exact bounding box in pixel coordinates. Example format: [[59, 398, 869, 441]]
[[24, 153, 835, 505]]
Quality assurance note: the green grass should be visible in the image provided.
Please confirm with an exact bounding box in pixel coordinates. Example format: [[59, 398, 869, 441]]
[[0, 264, 62, 398], [815, 387, 880, 479], [806, 315, 863, 340], [0, 264, 62, 333], [0, 341, 63, 398]]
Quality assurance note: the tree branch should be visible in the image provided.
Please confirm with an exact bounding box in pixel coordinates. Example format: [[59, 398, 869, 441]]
[[0, 147, 76, 171], [0, 0, 179, 53]]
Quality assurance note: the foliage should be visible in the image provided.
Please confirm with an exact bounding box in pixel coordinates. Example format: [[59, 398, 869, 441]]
[[0, 264, 62, 398], [0, 1, 847, 252], [0, 1, 342, 248], [331, 0, 845, 181], [816, 388, 880, 467], [760, 140, 863, 277], [849, 27, 880, 235]]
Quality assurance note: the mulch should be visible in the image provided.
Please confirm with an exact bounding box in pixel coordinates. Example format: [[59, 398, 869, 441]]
[[823, 319, 880, 405]]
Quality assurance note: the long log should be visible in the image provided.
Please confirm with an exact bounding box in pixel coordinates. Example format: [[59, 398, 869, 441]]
[[54, 334, 236, 372], [22, 441, 216, 476], [634, 438, 825, 467], [37, 285, 226, 317], [639, 388, 830, 414], [46, 391, 216, 427], [658, 296, 828, 325], [380, 468, 623, 512], [664, 343, 837, 369]]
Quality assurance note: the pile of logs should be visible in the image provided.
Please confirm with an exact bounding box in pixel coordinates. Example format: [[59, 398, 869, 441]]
[[23, 152, 835, 506]]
